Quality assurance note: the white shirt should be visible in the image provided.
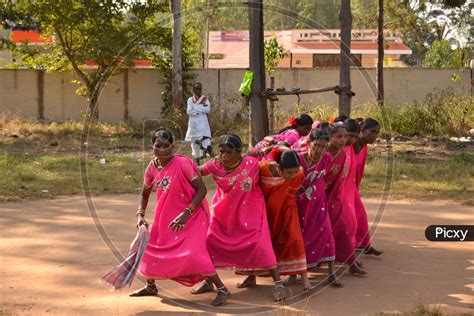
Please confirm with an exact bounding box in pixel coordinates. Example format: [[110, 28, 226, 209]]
[[185, 95, 211, 140]]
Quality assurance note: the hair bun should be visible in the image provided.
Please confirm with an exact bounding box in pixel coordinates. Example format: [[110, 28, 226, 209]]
[[270, 147, 283, 162], [288, 115, 297, 126]]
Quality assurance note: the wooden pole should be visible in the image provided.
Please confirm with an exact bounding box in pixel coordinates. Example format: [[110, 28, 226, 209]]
[[338, 0, 353, 117], [376, 0, 384, 106], [172, 0, 184, 110], [269, 76, 275, 133], [248, 0, 268, 146], [203, 0, 211, 68]]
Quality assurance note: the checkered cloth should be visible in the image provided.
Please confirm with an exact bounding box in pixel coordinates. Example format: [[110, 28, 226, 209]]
[[100, 225, 150, 291]]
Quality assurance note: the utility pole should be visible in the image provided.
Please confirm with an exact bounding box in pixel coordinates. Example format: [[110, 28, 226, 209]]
[[376, 0, 384, 106], [203, 0, 212, 68], [172, 0, 184, 110], [338, 0, 353, 117], [248, 0, 268, 146]]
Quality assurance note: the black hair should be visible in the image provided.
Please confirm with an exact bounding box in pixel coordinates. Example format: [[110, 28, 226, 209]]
[[277, 113, 314, 134], [328, 122, 347, 136], [335, 115, 349, 123], [361, 118, 380, 130], [193, 82, 202, 88], [318, 121, 330, 133], [276, 150, 300, 169], [344, 118, 361, 133], [218, 134, 242, 151], [309, 128, 330, 142], [152, 129, 174, 144]]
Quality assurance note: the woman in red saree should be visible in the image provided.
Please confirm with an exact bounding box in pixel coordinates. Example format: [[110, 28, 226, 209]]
[[129, 130, 230, 306], [193, 134, 287, 302], [353, 118, 383, 256], [325, 122, 367, 275], [249, 149, 311, 291]]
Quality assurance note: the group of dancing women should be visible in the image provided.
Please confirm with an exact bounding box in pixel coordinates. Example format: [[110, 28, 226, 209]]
[[130, 114, 383, 306]]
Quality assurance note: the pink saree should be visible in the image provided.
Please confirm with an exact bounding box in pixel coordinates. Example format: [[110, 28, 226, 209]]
[[354, 145, 371, 249], [202, 156, 277, 274], [274, 129, 301, 147], [297, 152, 336, 270], [139, 155, 215, 286], [325, 147, 357, 264]]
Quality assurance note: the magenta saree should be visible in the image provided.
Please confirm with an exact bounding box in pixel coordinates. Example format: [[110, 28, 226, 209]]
[[139, 155, 215, 286], [325, 147, 357, 264], [202, 156, 277, 274], [354, 145, 371, 249], [297, 152, 336, 270]]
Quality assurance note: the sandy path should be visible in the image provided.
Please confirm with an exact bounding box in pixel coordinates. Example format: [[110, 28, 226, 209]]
[[1, 194, 473, 315]]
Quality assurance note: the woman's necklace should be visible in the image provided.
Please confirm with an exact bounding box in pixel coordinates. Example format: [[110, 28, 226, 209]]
[[154, 156, 174, 171], [224, 157, 242, 172], [306, 152, 322, 165]]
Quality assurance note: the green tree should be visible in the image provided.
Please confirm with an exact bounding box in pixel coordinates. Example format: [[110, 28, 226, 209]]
[[1, 0, 168, 121], [264, 35, 287, 75], [385, 0, 472, 66], [423, 39, 469, 68]]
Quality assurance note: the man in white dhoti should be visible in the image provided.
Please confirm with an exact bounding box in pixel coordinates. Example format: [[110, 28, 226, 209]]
[[185, 83, 213, 164]]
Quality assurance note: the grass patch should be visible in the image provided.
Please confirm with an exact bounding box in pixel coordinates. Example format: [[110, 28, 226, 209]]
[[0, 153, 146, 201], [362, 150, 474, 205], [1, 114, 473, 204]]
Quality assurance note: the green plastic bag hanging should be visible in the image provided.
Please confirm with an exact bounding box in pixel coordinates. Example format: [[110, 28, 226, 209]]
[[239, 70, 254, 97]]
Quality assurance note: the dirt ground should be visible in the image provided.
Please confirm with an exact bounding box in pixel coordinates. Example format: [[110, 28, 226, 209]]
[[1, 194, 473, 316]]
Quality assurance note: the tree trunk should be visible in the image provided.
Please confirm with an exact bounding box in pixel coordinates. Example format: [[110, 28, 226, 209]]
[[172, 0, 184, 110], [88, 90, 99, 121], [203, 0, 212, 68], [248, 0, 268, 147], [338, 0, 353, 117], [376, 0, 384, 106]]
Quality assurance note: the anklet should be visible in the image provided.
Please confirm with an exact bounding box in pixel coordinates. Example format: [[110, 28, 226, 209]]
[[216, 286, 229, 293]]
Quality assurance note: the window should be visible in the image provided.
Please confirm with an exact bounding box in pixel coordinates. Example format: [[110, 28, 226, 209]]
[[313, 54, 361, 67], [295, 60, 302, 65]]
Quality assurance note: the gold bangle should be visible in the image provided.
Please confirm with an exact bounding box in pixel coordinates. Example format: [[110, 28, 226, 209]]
[[136, 209, 145, 217]]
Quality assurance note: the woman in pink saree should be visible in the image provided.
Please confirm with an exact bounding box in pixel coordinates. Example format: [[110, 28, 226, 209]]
[[292, 128, 342, 287], [325, 122, 366, 275], [129, 130, 230, 306], [193, 134, 287, 302], [264, 114, 313, 148], [353, 118, 383, 256]]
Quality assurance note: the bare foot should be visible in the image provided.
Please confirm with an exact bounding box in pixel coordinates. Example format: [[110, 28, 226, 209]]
[[236, 276, 257, 288], [129, 284, 158, 297], [328, 274, 343, 288], [349, 262, 368, 276], [282, 275, 297, 286], [273, 281, 287, 302], [364, 246, 384, 256], [212, 287, 232, 306], [303, 280, 312, 292], [191, 280, 214, 295]]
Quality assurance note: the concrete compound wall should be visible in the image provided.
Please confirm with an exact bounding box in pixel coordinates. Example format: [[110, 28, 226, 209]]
[[0, 68, 471, 122]]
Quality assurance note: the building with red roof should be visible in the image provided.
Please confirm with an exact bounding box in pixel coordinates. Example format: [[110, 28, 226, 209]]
[[208, 29, 412, 68]]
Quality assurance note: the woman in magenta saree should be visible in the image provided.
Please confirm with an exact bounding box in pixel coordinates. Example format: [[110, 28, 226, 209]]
[[325, 122, 366, 275], [353, 118, 383, 256], [263, 114, 313, 148], [129, 130, 230, 306], [194, 134, 287, 302], [295, 128, 341, 287]]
